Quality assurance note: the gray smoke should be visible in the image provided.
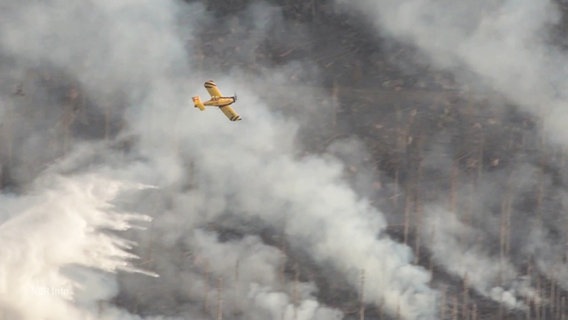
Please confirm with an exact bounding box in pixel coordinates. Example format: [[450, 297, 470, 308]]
[[338, 0, 568, 310], [0, 1, 442, 320]]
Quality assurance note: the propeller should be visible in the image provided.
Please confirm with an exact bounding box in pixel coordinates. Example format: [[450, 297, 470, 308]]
[[233, 92, 238, 102]]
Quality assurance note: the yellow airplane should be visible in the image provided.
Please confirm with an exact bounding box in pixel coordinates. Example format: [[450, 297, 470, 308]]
[[192, 80, 242, 121]]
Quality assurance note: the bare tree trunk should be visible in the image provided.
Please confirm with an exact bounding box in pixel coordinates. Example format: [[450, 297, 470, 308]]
[[3, 102, 13, 184], [536, 275, 542, 320], [393, 167, 400, 210], [331, 79, 339, 129], [234, 259, 240, 312], [452, 296, 458, 320], [449, 160, 459, 213], [561, 296, 565, 320], [463, 274, 469, 320], [311, 0, 317, 22], [292, 263, 299, 320], [413, 128, 424, 263], [203, 261, 210, 314], [359, 269, 365, 320], [216, 277, 223, 320], [404, 192, 411, 245], [499, 171, 513, 285], [60, 85, 80, 154], [440, 288, 446, 320]]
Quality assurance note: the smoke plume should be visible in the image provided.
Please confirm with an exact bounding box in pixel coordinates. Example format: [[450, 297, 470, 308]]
[[0, 1, 444, 319], [338, 0, 568, 310]]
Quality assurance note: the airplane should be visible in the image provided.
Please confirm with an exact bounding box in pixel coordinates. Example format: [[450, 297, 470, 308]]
[[192, 80, 242, 121]]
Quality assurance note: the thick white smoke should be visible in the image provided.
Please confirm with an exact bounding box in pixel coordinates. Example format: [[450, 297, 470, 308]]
[[0, 1, 441, 320], [338, 0, 568, 309], [187, 230, 343, 320], [335, 0, 562, 117], [122, 67, 439, 317], [0, 174, 151, 320], [422, 206, 539, 309]]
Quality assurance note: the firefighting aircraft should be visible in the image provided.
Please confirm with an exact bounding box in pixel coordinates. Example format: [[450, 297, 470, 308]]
[[192, 80, 242, 121]]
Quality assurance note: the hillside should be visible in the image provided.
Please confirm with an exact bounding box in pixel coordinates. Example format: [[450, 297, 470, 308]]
[[1, 1, 568, 320]]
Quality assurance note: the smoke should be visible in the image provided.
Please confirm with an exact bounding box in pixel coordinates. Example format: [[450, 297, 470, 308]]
[[0, 1, 444, 320], [421, 206, 538, 309], [335, 0, 564, 138], [338, 0, 568, 310], [188, 230, 343, 320], [0, 174, 152, 320], [335, 0, 567, 139]]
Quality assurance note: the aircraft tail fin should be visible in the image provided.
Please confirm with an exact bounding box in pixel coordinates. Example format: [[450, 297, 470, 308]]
[[192, 96, 205, 111]]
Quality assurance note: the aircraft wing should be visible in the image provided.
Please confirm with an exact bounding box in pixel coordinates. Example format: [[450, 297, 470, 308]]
[[204, 80, 222, 97], [219, 105, 242, 121]]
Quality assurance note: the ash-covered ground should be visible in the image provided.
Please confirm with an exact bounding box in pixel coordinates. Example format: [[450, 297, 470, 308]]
[[1, 1, 568, 319]]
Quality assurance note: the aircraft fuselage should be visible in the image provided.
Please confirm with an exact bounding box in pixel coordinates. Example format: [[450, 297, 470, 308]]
[[203, 96, 236, 107]]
